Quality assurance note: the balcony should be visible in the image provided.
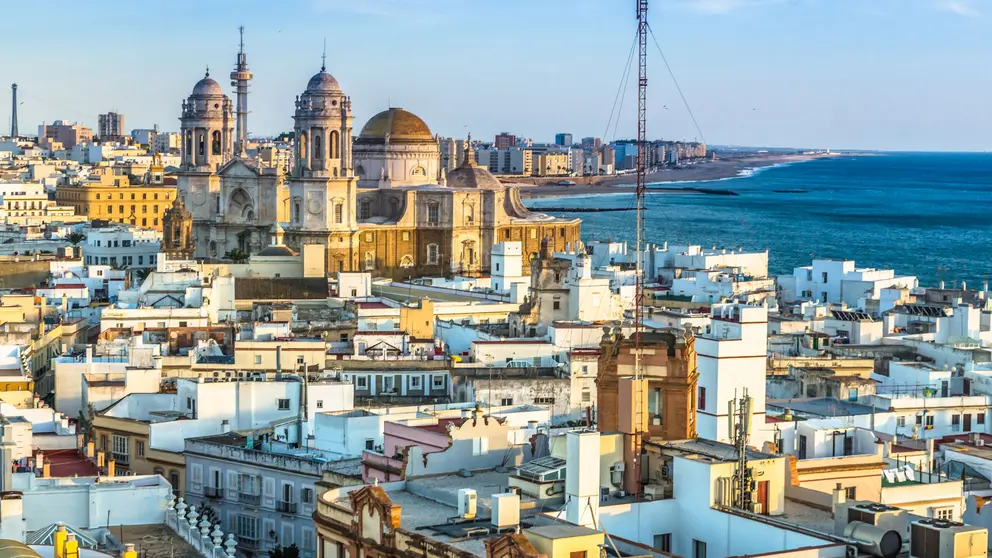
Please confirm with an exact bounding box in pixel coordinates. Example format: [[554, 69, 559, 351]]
[[203, 486, 222, 499], [112, 453, 129, 465], [236, 535, 260, 550], [276, 500, 298, 514], [238, 492, 261, 506]]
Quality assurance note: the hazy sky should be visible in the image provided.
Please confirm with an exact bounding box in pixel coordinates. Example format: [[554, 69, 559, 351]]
[[6, 0, 991, 151]]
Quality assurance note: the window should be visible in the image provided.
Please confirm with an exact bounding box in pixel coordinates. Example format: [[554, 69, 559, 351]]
[[926, 415, 934, 427], [582, 390, 591, 403], [822, 272, 828, 283], [654, 534, 672, 553], [186, 397, 192, 409], [848, 388, 858, 402], [553, 300, 561, 310], [934, 508, 954, 521], [410, 376, 422, 389], [534, 397, 555, 405], [845, 486, 857, 499], [570, 552, 587, 558], [359, 200, 372, 220], [500, 398, 514, 406], [136, 440, 145, 456], [402, 231, 410, 241], [698, 386, 706, 411], [916, 415, 923, 425], [112, 435, 129, 458], [427, 203, 439, 224], [427, 244, 439, 265], [897, 416, 906, 427], [365, 439, 375, 450], [364, 252, 375, 270], [138, 255, 143, 265], [693, 540, 706, 558], [294, 201, 301, 223], [169, 471, 180, 492], [980, 414, 986, 425], [142, 205, 147, 213], [530, 229, 537, 239], [952, 414, 961, 432], [356, 376, 368, 389], [334, 203, 343, 224], [254, 355, 262, 365], [432, 375, 444, 388], [301, 487, 314, 504], [235, 515, 259, 541], [472, 437, 490, 456], [277, 399, 291, 411]]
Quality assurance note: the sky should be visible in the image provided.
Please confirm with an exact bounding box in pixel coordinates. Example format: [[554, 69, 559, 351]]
[[5, 0, 992, 151]]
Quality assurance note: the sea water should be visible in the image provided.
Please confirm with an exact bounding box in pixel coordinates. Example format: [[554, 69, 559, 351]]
[[524, 152, 992, 287]]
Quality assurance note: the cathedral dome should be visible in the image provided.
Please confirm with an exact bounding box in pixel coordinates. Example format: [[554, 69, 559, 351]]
[[358, 108, 434, 144], [446, 145, 502, 189], [192, 73, 223, 96], [306, 69, 341, 93]]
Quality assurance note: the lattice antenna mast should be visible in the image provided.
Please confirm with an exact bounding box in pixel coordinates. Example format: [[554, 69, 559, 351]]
[[730, 390, 755, 511], [632, 0, 649, 492]]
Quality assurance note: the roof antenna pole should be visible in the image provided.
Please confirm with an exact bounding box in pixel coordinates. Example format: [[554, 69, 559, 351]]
[[322, 37, 327, 72]]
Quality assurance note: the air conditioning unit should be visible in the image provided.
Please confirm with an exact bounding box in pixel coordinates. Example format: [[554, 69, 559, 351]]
[[910, 519, 988, 558], [834, 501, 908, 537], [491, 493, 520, 529], [457, 488, 477, 520]]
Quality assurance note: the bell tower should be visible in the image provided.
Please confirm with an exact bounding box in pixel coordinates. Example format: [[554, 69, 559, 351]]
[[162, 196, 195, 260]]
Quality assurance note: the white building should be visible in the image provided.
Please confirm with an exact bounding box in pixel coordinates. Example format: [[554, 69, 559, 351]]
[[695, 303, 771, 446], [490, 241, 528, 297], [83, 224, 161, 269], [779, 258, 918, 306]]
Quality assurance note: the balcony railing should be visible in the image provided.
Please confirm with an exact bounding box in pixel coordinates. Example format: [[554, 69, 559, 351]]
[[236, 535, 260, 549], [238, 492, 261, 506], [276, 500, 298, 514], [203, 486, 222, 499]]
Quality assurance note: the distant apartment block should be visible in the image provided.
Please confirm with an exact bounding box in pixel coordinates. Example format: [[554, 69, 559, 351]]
[[98, 112, 125, 140], [555, 132, 573, 147], [475, 147, 533, 175], [494, 132, 516, 150], [37, 120, 92, 149]]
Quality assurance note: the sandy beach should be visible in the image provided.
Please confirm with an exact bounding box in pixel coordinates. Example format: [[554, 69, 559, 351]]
[[514, 153, 825, 199]]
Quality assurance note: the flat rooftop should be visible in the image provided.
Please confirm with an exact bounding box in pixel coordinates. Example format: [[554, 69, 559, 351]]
[[656, 438, 778, 462], [767, 397, 878, 417]]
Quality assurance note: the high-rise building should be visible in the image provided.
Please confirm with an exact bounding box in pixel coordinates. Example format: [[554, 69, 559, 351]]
[[97, 112, 125, 140], [554, 133, 573, 147], [37, 120, 92, 149], [494, 132, 516, 150], [581, 136, 602, 151], [438, 137, 469, 173]]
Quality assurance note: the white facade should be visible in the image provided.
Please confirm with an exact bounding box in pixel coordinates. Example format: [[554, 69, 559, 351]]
[[83, 225, 161, 269], [861, 393, 991, 439], [491, 241, 527, 296], [13, 473, 172, 530], [779, 258, 918, 306], [695, 303, 771, 446]]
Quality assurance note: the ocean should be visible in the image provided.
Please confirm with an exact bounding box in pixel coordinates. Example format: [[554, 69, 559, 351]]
[[524, 152, 992, 287]]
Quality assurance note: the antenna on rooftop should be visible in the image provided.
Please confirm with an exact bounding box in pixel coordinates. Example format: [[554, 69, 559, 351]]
[[730, 389, 755, 512]]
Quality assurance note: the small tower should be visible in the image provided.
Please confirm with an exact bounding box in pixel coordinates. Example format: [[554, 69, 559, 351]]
[[162, 196, 194, 260], [9, 84, 17, 138], [230, 26, 253, 156]]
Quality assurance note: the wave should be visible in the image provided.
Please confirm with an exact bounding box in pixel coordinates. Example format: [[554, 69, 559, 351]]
[[646, 159, 808, 187]]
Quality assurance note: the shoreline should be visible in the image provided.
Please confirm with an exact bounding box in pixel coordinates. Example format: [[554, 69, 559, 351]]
[[515, 153, 833, 199]]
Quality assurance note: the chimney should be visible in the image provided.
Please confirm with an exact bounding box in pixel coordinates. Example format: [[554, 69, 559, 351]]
[[221, 419, 231, 434], [107, 459, 116, 477], [97, 450, 105, 468], [85, 345, 93, 364], [55, 524, 67, 558], [565, 431, 600, 528], [35, 451, 43, 472], [275, 345, 282, 379], [85, 441, 94, 458], [42, 462, 50, 478], [832, 482, 847, 511], [122, 544, 137, 558]]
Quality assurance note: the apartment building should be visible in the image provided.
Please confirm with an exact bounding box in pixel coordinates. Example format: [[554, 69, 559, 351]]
[[54, 182, 178, 231]]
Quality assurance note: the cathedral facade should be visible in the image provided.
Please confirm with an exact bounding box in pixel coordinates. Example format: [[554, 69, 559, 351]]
[[175, 46, 581, 279]]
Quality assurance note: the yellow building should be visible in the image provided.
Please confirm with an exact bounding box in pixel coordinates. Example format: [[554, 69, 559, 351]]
[[55, 182, 178, 231], [90, 414, 186, 494], [534, 152, 570, 177]]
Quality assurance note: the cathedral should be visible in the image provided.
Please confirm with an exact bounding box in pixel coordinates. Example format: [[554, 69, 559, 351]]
[[171, 41, 581, 279]]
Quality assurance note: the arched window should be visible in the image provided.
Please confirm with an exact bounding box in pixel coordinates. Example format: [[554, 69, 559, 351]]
[[411, 166, 426, 177], [330, 131, 339, 159], [197, 133, 205, 156], [355, 165, 365, 178], [465, 204, 475, 224], [313, 133, 322, 160], [211, 130, 221, 155], [334, 203, 343, 224], [364, 252, 375, 270], [299, 132, 308, 163]]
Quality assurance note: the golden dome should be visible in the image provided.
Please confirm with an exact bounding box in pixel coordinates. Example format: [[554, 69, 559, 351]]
[[357, 108, 434, 144]]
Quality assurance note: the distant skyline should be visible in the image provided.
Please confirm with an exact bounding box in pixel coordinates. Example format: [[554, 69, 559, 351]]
[[6, 0, 991, 151]]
